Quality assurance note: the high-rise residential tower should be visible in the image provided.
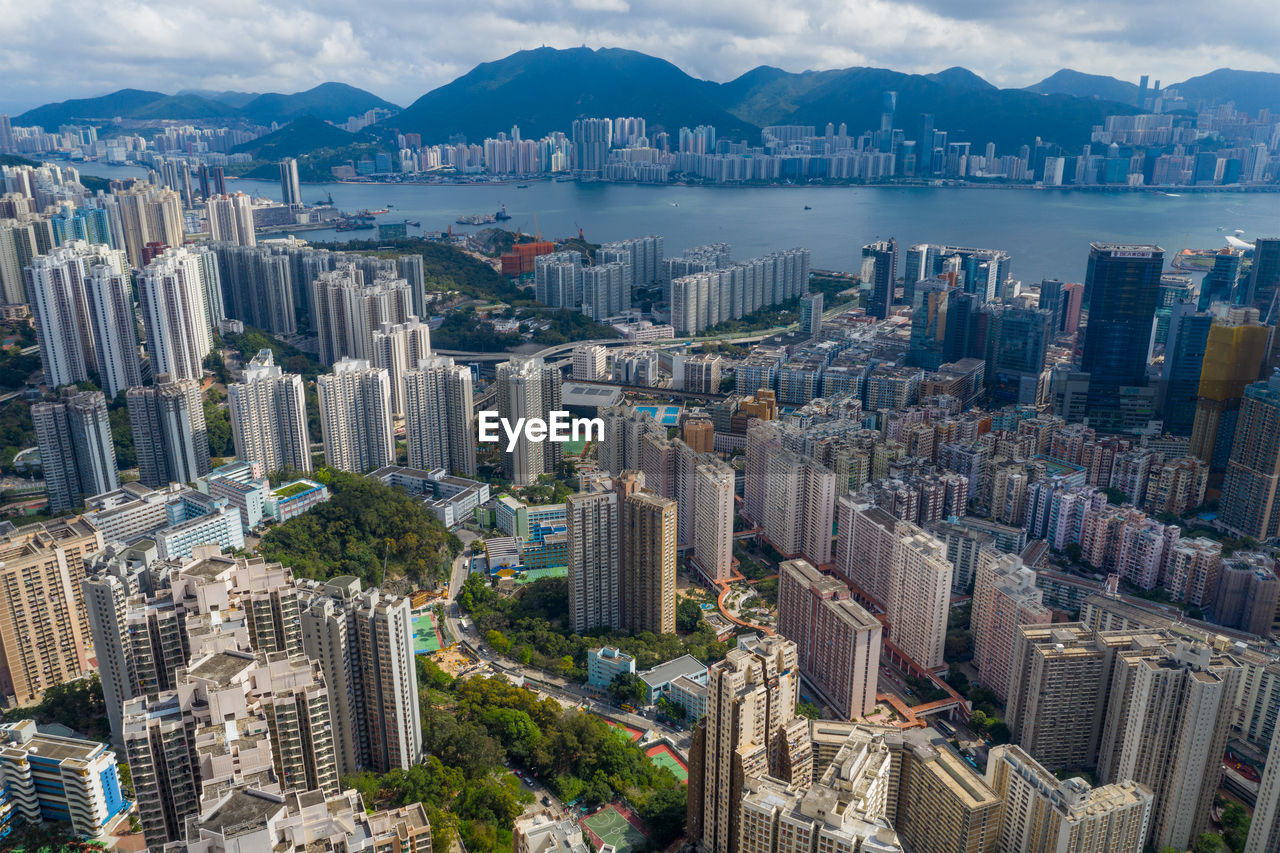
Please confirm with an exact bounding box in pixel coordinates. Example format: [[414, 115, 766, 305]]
[[227, 349, 311, 474], [403, 355, 476, 476], [495, 356, 561, 486], [25, 241, 127, 389], [0, 519, 103, 706], [371, 317, 432, 417], [32, 390, 118, 512], [84, 263, 143, 398], [127, 376, 211, 487], [205, 191, 256, 246], [1219, 372, 1280, 540], [316, 359, 395, 474], [136, 246, 218, 382], [618, 476, 677, 635], [777, 558, 881, 719], [566, 489, 620, 634], [311, 264, 414, 365]]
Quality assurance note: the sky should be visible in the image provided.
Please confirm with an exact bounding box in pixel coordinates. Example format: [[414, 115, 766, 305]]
[[3, 0, 1278, 113]]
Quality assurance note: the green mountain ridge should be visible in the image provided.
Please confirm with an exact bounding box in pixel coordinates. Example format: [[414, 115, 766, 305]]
[[380, 48, 1143, 151], [387, 46, 757, 142], [15, 83, 398, 128], [1025, 69, 1141, 103]]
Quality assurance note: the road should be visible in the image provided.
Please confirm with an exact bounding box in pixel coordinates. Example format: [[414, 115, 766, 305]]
[[436, 323, 796, 363], [441, 542, 693, 757]]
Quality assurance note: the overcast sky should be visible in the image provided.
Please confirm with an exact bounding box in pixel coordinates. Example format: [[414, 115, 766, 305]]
[[3, 0, 1277, 113]]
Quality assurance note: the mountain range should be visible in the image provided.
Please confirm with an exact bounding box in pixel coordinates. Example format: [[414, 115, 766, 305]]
[[15, 83, 399, 128], [384, 49, 1280, 151], [15, 49, 1280, 154]]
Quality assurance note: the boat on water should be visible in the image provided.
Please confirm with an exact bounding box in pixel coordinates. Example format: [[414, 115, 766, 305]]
[[495, 205, 511, 221], [804, 205, 812, 210], [517, 184, 530, 189], [406, 220, 421, 227]]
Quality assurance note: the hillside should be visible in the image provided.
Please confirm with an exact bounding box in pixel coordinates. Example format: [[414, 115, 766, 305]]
[[230, 115, 364, 159], [926, 67, 997, 92], [384, 48, 1138, 151], [384, 46, 756, 141], [1171, 68, 1280, 115], [16, 88, 167, 125], [238, 82, 400, 124], [720, 64, 1137, 151], [15, 82, 397, 128], [1025, 69, 1140, 104], [175, 88, 262, 108]]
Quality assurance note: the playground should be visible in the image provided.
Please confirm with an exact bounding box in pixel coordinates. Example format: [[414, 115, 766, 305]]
[[581, 803, 648, 853], [412, 610, 444, 654], [645, 744, 688, 783]]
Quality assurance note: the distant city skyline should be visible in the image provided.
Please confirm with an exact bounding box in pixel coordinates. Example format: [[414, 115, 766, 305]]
[[3, 0, 1278, 113]]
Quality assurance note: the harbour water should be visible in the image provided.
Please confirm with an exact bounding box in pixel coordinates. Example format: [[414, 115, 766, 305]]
[[82, 162, 1280, 284]]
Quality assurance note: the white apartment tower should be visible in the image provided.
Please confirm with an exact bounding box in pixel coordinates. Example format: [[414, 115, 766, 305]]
[[496, 356, 562, 485], [316, 359, 395, 474], [372, 317, 432, 416], [126, 376, 211, 487], [403, 355, 476, 477], [311, 264, 414, 365], [571, 344, 608, 381], [986, 745, 1152, 853], [205, 191, 256, 246], [32, 390, 118, 512], [228, 349, 311, 474], [84, 263, 143, 397], [25, 241, 127, 389], [1097, 638, 1242, 851], [137, 246, 218, 382]]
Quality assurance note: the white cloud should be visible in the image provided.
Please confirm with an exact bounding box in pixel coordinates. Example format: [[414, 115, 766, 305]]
[[1, 0, 1276, 113]]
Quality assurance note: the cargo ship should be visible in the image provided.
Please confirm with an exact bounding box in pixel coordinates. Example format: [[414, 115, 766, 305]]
[[456, 206, 511, 226]]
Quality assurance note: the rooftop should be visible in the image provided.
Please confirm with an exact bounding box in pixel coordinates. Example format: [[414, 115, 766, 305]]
[[639, 654, 706, 688], [200, 787, 287, 837], [187, 650, 256, 687]]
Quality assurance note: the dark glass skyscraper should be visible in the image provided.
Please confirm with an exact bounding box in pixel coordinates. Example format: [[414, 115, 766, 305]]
[[1198, 249, 1241, 310], [907, 277, 953, 370], [1081, 242, 1164, 431], [862, 238, 898, 320], [1244, 237, 1280, 317], [1161, 301, 1213, 435], [988, 303, 1053, 404]]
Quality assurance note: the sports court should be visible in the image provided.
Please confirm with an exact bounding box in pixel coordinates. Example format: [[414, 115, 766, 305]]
[[412, 610, 443, 654], [581, 803, 648, 853], [645, 743, 688, 783], [602, 719, 643, 741]]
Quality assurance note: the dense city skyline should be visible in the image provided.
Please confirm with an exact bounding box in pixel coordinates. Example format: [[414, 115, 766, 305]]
[[3, 11, 1280, 848], [4, 2, 1280, 113]]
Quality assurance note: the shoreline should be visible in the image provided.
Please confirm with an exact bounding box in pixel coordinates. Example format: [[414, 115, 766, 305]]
[[88, 162, 1279, 194]]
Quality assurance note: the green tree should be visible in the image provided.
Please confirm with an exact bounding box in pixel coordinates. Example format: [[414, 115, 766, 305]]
[[204, 397, 234, 458], [1221, 801, 1250, 852], [607, 672, 647, 706], [795, 700, 821, 720], [1194, 833, 1226, 853], [676, 599, 704, 633]]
